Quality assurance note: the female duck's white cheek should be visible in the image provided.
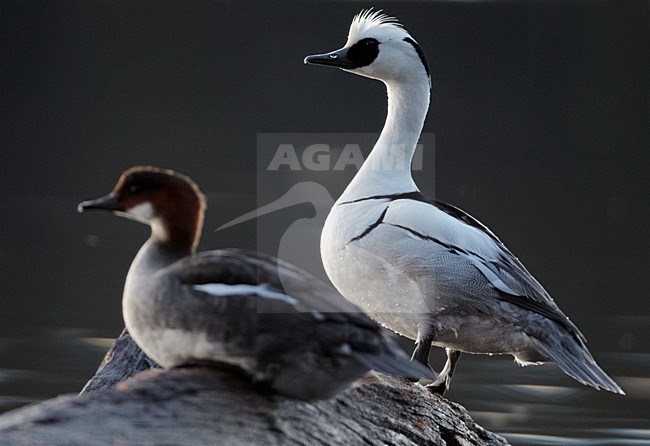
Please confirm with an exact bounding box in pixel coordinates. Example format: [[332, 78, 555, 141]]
[[127, 202, 154, 221]]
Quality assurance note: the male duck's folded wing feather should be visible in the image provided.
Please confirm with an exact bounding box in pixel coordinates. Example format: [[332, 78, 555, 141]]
[[383, 197, 583, 336]]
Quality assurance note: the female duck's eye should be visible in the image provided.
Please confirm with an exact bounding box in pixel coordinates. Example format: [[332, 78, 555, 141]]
[[130, 184, 142, 194]]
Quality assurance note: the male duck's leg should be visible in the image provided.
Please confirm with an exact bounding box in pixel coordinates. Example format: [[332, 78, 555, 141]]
[[426, 348, 462, 395]]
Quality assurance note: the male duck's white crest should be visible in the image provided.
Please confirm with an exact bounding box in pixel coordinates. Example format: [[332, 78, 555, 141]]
[[347, 9, 404, 44]]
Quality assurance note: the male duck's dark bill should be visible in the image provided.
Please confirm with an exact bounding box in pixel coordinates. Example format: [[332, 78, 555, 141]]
[[304, 48, 355, 69]]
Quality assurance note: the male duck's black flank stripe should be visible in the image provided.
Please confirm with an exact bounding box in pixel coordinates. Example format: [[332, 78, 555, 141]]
[[388, 223, 574, 330], [349, 207, 389, 243], [388, 223, 463, 254], [339, 191, 422, 205], [340, 191, 501, 244]]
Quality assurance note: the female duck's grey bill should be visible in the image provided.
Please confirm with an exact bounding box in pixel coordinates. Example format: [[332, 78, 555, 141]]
[[304, 48, 356, 69], [77, 193, 123, 213]]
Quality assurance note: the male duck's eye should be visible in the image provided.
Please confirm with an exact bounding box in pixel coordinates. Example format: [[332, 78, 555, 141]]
[[130, 184, 142, 194]]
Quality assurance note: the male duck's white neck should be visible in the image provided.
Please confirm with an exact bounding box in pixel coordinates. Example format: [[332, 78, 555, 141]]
[[337, 77, 430, 203]]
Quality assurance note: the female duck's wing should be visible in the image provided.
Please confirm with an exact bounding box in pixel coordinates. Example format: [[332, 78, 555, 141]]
[[168, 249, 374, 320], [164, 249, 434, 380]]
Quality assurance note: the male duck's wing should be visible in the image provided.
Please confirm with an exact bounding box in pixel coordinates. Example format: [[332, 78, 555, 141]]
[[359, 193, 584, 338]]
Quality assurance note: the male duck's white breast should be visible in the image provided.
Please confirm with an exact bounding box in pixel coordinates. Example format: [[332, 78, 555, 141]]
[[321, 201, 431, 339]]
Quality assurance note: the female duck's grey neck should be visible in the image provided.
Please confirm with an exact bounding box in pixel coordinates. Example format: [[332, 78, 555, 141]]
[[124, 235, 193, 297], [338, 79, 430, 202]]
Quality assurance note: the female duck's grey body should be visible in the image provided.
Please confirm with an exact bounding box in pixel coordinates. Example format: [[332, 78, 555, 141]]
[[306, 10, 623, 394], [78, 166, 433, 401]]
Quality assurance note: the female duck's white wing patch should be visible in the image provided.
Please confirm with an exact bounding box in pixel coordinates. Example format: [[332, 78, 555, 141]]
[[191, 282, 333, 322], [192, 283, 299, 305]]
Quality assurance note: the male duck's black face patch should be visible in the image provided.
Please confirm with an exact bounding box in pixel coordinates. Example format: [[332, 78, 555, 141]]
[[345, 38, 380, 68]]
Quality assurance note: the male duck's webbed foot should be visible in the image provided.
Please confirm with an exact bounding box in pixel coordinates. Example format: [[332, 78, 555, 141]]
[[425, 348, 461, 396]]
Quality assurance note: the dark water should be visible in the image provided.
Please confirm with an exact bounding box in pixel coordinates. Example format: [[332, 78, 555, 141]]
[[0, 327, 110, 414], [1, 0, 648, 443]]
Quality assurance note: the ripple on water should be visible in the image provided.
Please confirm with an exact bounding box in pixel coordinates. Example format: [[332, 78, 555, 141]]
[[0, 328, 111, 414], [444, 351, 648, 446]]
